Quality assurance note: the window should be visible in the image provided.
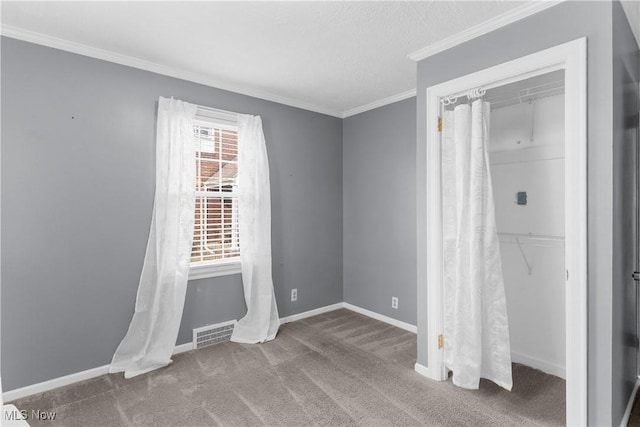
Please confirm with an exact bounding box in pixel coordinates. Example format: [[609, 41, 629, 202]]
[[189, 113, 242, 279]]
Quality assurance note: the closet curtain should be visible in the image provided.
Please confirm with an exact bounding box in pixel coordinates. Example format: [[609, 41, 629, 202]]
[[230, 114, 280, 343], [110, 97, 197, 378], [441, 99, 513, 391]]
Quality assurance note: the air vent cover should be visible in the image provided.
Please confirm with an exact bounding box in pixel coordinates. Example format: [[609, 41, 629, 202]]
[[193, 320, 235, 349]]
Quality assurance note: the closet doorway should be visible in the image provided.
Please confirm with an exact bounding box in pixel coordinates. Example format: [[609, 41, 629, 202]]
[[418, 39, 586, 426]]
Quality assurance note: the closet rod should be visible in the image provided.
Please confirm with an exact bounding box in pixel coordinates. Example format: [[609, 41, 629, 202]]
[[439, 63, 564, 105], [497, 232, 564, 275]]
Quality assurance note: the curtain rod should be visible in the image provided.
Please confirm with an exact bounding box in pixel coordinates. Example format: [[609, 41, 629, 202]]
[[440, 63, 565, 106], [163, 97, 241, 117], [441, 87, 486, 106], [194, 104, 243, 126], [196, 104, 241, 117]]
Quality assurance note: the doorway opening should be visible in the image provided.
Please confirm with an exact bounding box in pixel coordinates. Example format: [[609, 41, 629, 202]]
[[416, 38, 587, 426]]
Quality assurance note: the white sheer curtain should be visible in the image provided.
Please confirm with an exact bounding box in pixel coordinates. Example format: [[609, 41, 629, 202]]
[[230, 114, 280, 343], [441, 99, 513, 391], [110, 97, 197, 378]]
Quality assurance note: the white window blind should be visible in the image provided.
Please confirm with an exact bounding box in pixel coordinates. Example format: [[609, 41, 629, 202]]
[[191, 121, 240, 266]]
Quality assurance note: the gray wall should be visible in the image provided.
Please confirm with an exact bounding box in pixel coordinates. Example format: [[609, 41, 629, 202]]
[[612, 1, 640, 425], [343, 98, 416, 325], [1, 37, 343, 391], [415, 1, 631, 424]]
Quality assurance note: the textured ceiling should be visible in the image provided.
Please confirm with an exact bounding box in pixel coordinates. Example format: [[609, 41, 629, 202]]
[[2, 1, 533, 116]]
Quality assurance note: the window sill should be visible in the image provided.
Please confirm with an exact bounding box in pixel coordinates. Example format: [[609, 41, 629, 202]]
[[189, 260, 242, 280]]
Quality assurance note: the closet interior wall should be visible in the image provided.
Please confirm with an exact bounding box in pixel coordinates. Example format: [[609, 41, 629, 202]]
[[489, 86, 566, 378]]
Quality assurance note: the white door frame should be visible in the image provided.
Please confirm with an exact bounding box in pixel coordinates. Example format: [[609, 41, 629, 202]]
[[418, 38, 587, 426]]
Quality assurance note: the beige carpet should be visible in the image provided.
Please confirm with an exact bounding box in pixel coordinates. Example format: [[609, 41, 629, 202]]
[[11, 309, 565, 426]]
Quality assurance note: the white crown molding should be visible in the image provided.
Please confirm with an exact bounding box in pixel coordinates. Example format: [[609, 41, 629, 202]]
[[0, 2, 565, 121], [408, 1, 564, 62], [341, 89, 417, 118], [0, 24, 343, 118]]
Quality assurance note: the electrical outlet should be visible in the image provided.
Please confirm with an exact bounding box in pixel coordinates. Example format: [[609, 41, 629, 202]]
[[391, 297, 398, 309], [291, 288, 297, 302]]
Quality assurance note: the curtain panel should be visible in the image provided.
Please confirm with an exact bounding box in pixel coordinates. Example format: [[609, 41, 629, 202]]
[[441, 100, 513, 391], [110, 97, 197, 378], [231, 114, 280, 343]]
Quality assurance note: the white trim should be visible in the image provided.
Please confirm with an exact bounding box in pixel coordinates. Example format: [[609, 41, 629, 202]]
[[0, 25, 342, 118], [420, 38, 587, 426], [2, 343, 195, 402], [282, 301, 418, 334], [280, 302, 344, 324], [342, 89, 416, 118], [1, 303, 343, 402], [188, 260, 241, 281], [0, 3, 566, 121], [564, 38, 588, 427], [343, 302, 417, 334], [2, 365, 110, 403], [408, 1, 563, 62], [172, 342, 194, 355], [414, 362, 430, 379], [416, 354, 567, 389], [2, 301, 415, 403], [621, 376, 640, 427], [425, 77, 448, 382], [510, 351, 565, 379], [2, 24, 413, 120]]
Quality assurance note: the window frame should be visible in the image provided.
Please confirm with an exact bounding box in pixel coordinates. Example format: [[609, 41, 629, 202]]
[[188, 108, 242, 281]]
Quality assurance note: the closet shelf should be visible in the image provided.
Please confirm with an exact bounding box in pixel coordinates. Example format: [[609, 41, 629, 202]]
[[498, 232, 565, 275], [498, 231, 564, 242]]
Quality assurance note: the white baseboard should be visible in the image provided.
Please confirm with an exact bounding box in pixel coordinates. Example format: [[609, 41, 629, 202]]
[[279, 302, 344, 324], [281, 302, 417, 335], [414, 362, 431, 378], [415, 356, 565, 384], [621, 376, 640, 427], [2, 303, 344, 402], [510, 351, 565, 379], [3, 301, 414, 402], [173, 342, 194, 355], [3, 342, 194, 403], [3, 364, 111, 403], [342, 302, 417, 333]]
